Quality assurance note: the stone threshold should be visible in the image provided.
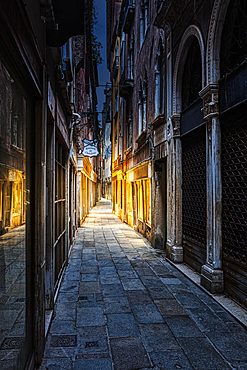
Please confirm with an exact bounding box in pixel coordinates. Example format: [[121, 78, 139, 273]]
[[167, 260, 247, 329]]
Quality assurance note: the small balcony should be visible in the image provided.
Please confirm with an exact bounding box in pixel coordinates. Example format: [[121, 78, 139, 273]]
[[119, 68, 134, 99], [123, 0, 135, 33], [113, 56, 119, 80]]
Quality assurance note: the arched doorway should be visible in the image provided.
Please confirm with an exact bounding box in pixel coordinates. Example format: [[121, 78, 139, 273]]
[[180, 38, 207, 272]]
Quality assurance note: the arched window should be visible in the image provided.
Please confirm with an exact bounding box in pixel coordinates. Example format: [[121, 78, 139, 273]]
[[138, 73, 148, 135], [182, 39, 202, 111], [128, 30, 135, 80], [155, 38, 164, 117], [140, 0, 149, 47], [139, 81, 143, 135], [121, 32, 125, 74], [127, 100, 133, 148], [220, 0, 247, 77], [143, 71, 148, 131]]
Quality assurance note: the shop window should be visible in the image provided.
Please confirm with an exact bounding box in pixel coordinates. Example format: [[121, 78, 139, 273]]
[[0, 59, 31, 369], [145, 179, 151, 224], [127, 182, 132, 214], [11, 84, 26, 150], [138, 181, 143, 220], [120, 180, 123, 209], [55, 140, 66, 285]]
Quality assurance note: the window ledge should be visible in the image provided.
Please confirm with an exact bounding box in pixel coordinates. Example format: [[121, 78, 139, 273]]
[[136, 130, 147, 146], [11, 144, 24, 153], [136, 130, 147, 143], [125, 146, 132, 156], [152, 114, 165, 129]]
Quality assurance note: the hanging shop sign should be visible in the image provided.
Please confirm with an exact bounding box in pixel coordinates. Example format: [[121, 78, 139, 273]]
[[82, 139, 99, 157]]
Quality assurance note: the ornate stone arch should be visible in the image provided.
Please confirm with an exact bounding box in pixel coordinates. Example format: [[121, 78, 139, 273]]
[[173, 25, 205, 115], [206, 0, 231, 84]]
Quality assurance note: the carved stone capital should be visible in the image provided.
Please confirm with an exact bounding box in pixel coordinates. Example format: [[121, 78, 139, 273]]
[[171, 114, 181, 138], [199, 84, 219, 120]]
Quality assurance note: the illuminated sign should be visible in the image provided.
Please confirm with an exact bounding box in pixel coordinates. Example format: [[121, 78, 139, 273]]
[[82, 139, 99, 157]]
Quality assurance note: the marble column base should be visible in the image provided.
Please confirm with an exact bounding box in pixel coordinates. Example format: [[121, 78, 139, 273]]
[[201, 264, 224, 293], [166, 241, 183, 263]]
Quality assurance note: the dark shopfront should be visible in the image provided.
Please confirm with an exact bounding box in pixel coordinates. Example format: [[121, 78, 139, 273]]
[[0, 1, 43, 369]]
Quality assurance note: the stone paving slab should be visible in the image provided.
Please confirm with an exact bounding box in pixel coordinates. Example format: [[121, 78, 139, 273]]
[[138, 323, 180, 351], [177, 337, 232, 369], [38, 199, 247, 370], [150, 350, 194, 370], [110, 336, 151, 370], [107, 313, 139, 337]]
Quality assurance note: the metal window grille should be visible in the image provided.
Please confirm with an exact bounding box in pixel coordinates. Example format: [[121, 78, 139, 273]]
[[222, 114, 247, 265], [182, 126, 206, 271]]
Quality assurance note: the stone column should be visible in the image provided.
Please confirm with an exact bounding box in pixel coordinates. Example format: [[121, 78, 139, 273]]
[[166, 114, 183, 262], [199, 84, 224, 293]]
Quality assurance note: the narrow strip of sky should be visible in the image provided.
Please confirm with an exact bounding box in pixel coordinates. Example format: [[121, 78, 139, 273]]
[[94, 0, 110, 120]]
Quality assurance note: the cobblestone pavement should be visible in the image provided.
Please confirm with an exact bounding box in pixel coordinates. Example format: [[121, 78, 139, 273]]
[[39, 199, 247, 370]]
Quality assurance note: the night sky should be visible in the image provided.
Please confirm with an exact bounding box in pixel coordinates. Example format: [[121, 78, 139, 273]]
[[94, 0, 110, 121]]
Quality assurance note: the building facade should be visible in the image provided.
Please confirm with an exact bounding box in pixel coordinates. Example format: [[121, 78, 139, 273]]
[[102, 84, 113, 200], [107, 0, 247, 309], [0, 1, 100, 369]]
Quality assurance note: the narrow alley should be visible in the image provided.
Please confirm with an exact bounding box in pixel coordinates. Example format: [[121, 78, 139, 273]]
[[39, 200, 247, 370]]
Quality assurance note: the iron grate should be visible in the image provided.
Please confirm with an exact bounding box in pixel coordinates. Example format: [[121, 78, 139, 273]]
[[50, 335, 77, 347], [1, 337, 24, 350], [222, 117, 247, 264], [85, 341, 99, 348], [182, 126, 207, 245]]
